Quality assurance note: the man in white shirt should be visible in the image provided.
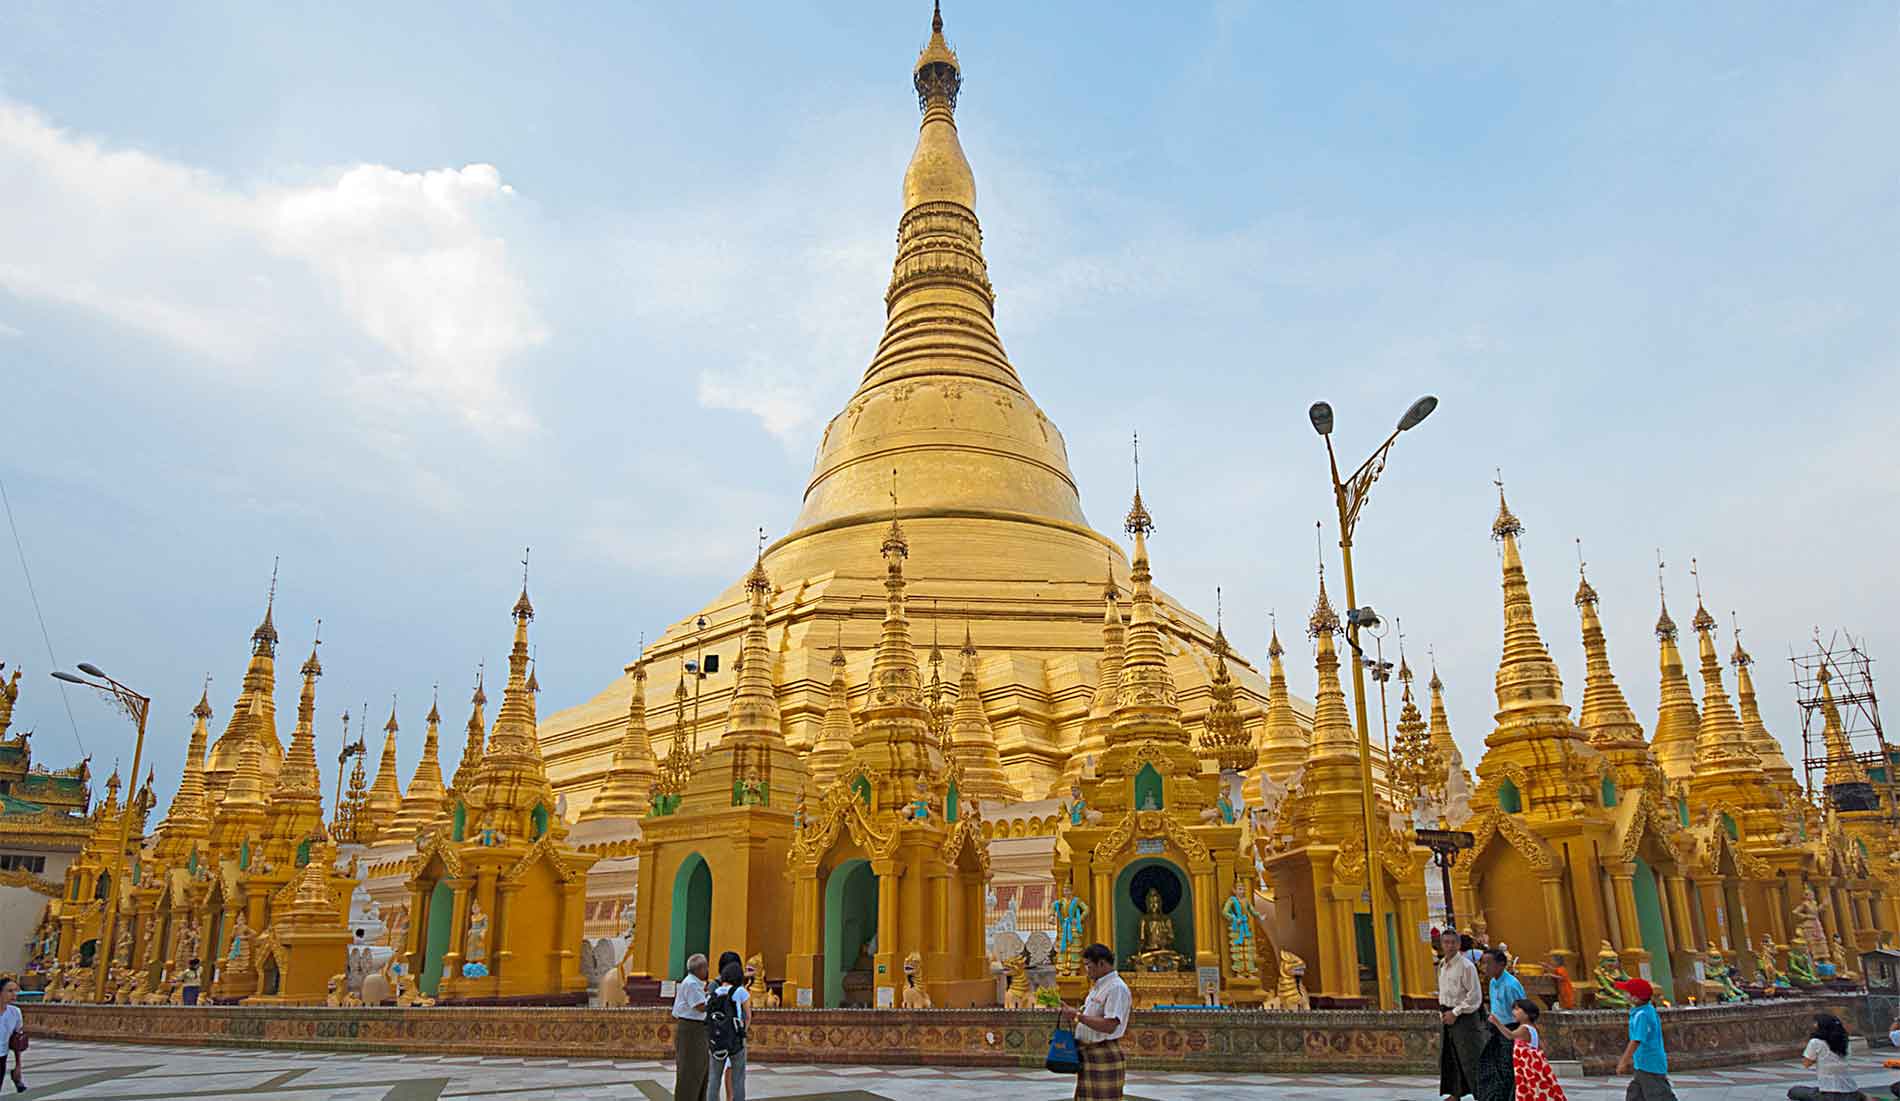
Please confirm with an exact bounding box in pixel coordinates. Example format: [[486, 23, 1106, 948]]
[[671, 953, 709, 1101], [1059, 942, 1131, 1101], [1435, 929, 1485, 1101]]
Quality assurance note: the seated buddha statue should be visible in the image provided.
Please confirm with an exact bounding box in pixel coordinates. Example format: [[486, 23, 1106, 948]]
[[1134, 887, 1184, 972]]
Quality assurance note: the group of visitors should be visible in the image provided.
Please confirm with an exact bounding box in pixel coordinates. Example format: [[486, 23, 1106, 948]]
[[670, 952, 751, 1101]]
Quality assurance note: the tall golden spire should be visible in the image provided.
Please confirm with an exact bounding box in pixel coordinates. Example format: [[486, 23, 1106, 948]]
[[1479, 481, 1595, 811], [361, 700, 405, 840], [391, 688, 449, 837], [156, 682, 215, 850], [724, 538, 784, 744], [1687, 563, 1757, 767], [1573, 555, 1646, 750], [1247, 616, 1307, 798], [223, 695, 270, 810], [926, 611, 951, 751], [1111, 440, 1185, 745], [451, 670, 487, 796], [947, 626, 1016, 801], [1197, 591, 1255, 774], [260, 629, 327, 859], [588, 650, 659, 819], [1819, 665, 1869, 789], [808, 627, 857, 791], [484, 557, 547, 768], [334, 709, 371, 844], [208, 568, 286, 790], [784, 1, 1089, 550], [1304, 567, 1354, 759], [1649, 553, 1700, 781], [1427, 657, 1467, 780], [1731, 616, 1799, 794], [1062, 561, 1124, 791], [1388, 651, 1438, 810], [855, 475, 937, 785]]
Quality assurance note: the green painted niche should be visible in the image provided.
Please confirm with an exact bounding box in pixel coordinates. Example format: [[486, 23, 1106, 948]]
[[1498, 780, 1522, 814], [532, 804, 549, 839], [295, 839, 311, 867], [1721, 813, 1739, 840], [945, 781, 959, 824], [851, 775, 872, 809], [1601, 776, 1617, 807], [1133, 764, 1164, 811], [451, 803, 466, 841]]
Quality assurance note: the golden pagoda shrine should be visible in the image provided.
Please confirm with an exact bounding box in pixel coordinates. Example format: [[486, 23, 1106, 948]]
[[1456, 488, 1697, 1001], [1811, 665, 1890, 953], [403, 577, 599, 1001], [946, 627, 1018, 802], [535, 2, 1283, 822], [1262, 567, 1430, 1006], [389, 693, 450, 841], [780, 509, 992, 1009], [363, 704, 405, 843], [620, 544, 813, 996], [1648, 570, 1700, 787], [202, 589, 286, 804], [1244, 622, 1308, 811], [578, 655, 658, 821], [1048, 481, 1272, 1008], [131, 685, 216, 991], [53, 768, 150, 971]]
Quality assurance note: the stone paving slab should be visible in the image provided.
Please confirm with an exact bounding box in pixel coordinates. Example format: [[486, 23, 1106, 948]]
[[13, 1037, 1900, 1099]]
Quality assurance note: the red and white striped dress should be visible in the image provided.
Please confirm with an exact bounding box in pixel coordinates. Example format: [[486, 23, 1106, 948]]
[[1511, 1025, 1569, 1101]]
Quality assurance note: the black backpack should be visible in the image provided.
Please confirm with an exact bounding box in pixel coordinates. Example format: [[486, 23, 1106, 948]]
[[707, 984, 745, 1057]]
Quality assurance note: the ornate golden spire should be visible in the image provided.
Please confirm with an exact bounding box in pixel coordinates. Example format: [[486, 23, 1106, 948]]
[[1111, 445, 1185, 746], [1427, 655, 1464, 775], [363, 700, 405, 840], [1649, 552, 1700, 782], [947, 626, 1016, 801], [1731, 615, 1798, 793], [391, 687, 449, 836], [926, 606, 951, 750], [224, 697, 270, 810], [809, 626, 856, 791], [1197, 591, 1254, 774], [1819, 664, 1868, 788], [1248, 616, 1306, 797], [1573, 555, 1645, 750], [334, 709, 371, 844], [724, 537, 784, 744], [485, 553, 547, 767], [1303, 567, 1354, 758], [857, 474, 938, 788], [209, 568, 286, 790], [1389, 652, 1438, 811], [650, 662, 698, 812], [282, 840, 340, 922], [1688, 562, 1757, 767], [157, 680, 215, 847], [451, 669, 487, 796], [588, 650, 659, 819]]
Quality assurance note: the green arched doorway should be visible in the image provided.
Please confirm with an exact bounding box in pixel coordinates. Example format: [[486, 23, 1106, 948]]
[[667, 854, 713, 981], [1631, 855, 1675, 1001], [419, 880, 454, 995], [1112, 858, 1193, 967], [823, 859, 878, 1007]]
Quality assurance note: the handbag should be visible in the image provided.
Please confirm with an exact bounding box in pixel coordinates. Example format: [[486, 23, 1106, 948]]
[[8, 1024, 25, 1053], [1045, 1026, 1080, 1074]]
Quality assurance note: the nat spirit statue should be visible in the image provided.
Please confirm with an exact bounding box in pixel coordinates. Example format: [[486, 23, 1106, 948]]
[[1755, 933, 1790, 988], [461, 900, 489, 978], [1051, 883, 1088, 976], [1704, 951, 1747, 1002], [1592, 941, 1632, 1009], [900, 952, 931, 1009], [1222, 879, 1259, 979], [1787, 934, 1820, 986]]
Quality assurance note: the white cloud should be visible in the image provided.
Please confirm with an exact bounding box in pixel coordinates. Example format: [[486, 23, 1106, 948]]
[[0, 102, 545, 427]]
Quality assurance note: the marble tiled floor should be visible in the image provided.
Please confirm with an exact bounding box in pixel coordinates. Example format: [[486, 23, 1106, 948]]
[[10, 1039, 1899, 1099]]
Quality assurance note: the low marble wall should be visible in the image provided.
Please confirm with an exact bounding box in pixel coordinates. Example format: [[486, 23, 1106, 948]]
[[24, 996, 1861, 1075]]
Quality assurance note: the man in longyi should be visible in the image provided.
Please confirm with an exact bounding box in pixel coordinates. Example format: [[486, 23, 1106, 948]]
[[1437, 928, 1486, 1101], [1059, 943, 1132, 1101]]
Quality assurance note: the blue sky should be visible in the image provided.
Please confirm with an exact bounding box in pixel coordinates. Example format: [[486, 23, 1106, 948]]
[[1, 2, 1895, 814]]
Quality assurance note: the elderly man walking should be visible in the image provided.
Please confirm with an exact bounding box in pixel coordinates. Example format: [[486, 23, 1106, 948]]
[[671, 953, 710, 1101], [1438, 928, 1486, 1101]]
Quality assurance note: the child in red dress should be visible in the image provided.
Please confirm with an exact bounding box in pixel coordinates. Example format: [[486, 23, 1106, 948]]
[[1489, 997, 1568, 1101]]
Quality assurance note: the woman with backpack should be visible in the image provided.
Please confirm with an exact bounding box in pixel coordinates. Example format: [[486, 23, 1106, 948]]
[[0, 975, 25, 1093], [706, 957, 750, 1101]]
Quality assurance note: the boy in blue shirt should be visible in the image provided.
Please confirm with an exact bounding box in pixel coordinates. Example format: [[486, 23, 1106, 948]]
[[1614, 977, 1676, 1100]]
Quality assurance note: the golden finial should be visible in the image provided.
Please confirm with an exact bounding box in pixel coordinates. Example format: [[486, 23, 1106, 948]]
[[1654, 549, 1677, 641], [1267, 610, 1282, 658], [746, 526, 772, 595], [1428, 643, 1443, 692], [882, 468, 909, 557], [1396, 618, 1412, 683], [1124, 432, 1153, 535], [427, 683, 440, 725], [513, 547, 535, 620], [914, 0, 961, 107], [252, 557, 281, 651], [1730, 612, 1752, 667], [385, 694, 398, 734], [1490, 469, 1521, 540], [1573, 538, 1598, 607], [1103, 553, 1117, 599], [962, 621, 976, 658], [1308, 559, 1339, 638], [473, 661, 487, 708], [193, 673, 213, 720], [1690, 557, 1716, 632]]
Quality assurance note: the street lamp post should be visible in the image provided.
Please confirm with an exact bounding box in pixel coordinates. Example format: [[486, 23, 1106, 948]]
[[1307, 394, 1437, 1011], [50, 664, 151, 1004]]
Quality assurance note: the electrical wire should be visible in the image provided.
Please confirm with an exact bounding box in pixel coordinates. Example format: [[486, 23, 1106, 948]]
[[0, 475, 86, 757]]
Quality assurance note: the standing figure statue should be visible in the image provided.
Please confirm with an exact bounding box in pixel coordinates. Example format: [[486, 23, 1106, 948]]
[[1592, 941, 1632, 1009], [461, 899, 490, 978], [1755, 932, 1790, 988], [1050, 882, 1089, 976], [1222, 878, 1259, 979]]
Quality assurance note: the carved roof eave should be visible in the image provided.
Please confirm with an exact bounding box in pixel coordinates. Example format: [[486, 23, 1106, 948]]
[[410, 833, 465, 881], [1464, 806, 1559, 875], [790, 772, 898, 870], [501, 833, 591, 884]]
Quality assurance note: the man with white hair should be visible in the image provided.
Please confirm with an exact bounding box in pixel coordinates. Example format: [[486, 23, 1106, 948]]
[[671, 953, 709, 1101]]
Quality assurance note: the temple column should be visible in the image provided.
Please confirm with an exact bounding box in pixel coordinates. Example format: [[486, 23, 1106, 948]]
[[1664, 875, 1700, 958], [1191, 865, 1218, 972], [434, 877, 473, 1000], [1090, 867, 1113, 948], [1393, 875, 1432, 997], [873, 858, 900, 1005], [1819, 882, 1843, 945], [1852, 889, 1877, 951], [1539, 877, 1574, 975], [1605, 863, 1648, 975], [783, 869, 820, 1006]]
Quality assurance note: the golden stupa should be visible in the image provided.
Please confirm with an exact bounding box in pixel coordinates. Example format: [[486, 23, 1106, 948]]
[[537, 3, 1281, 805]]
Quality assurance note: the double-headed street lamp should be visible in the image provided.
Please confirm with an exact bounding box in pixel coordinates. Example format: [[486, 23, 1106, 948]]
[[49, 663, 150, 1004], [1308, 394, 1437, 1011]]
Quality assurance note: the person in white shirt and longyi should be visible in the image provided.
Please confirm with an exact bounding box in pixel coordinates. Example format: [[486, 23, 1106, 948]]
[[1058, 942, 1132, 1101], [671, 954, 710, 1101]]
